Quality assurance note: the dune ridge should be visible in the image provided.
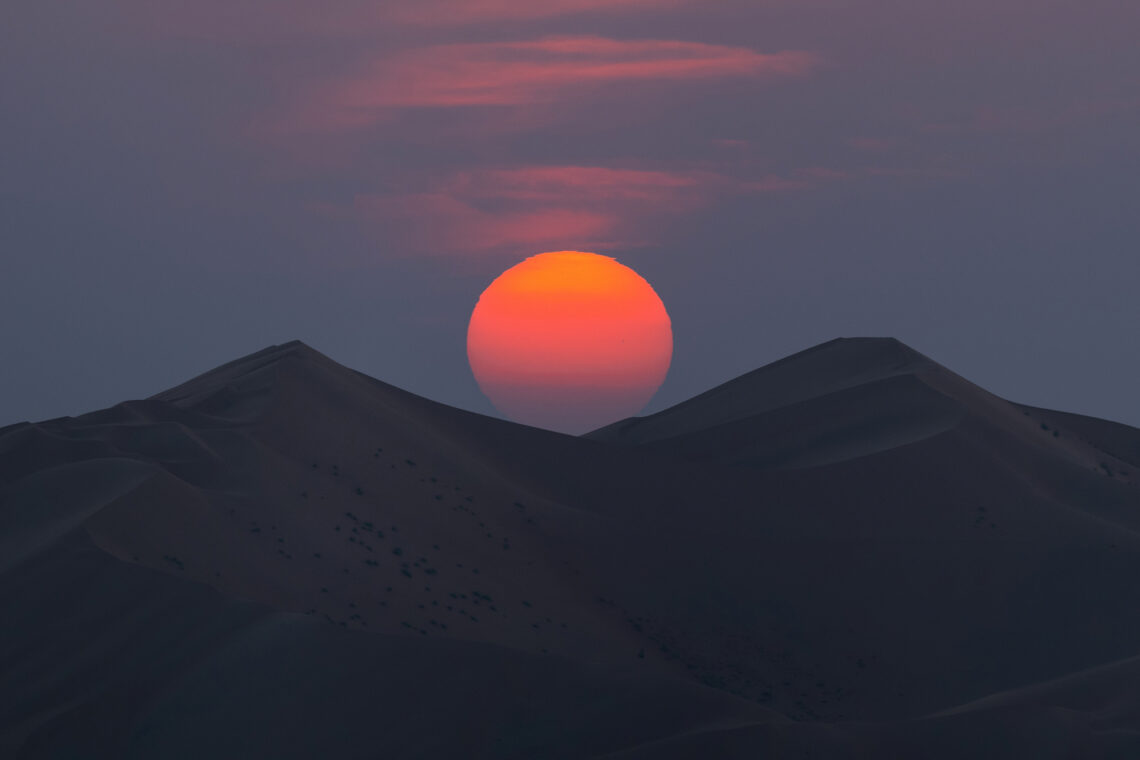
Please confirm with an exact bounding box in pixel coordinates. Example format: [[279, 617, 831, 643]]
[[3, 338, 1140, 757]]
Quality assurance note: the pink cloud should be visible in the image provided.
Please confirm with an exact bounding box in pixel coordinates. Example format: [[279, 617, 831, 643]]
[[388, 0, 682, 24], [444, 166, 706, 204], [352, 192, 627, 253], [286, 37, 817, 131], [126, 0, 689, 40], [339, 163, 843, 255]]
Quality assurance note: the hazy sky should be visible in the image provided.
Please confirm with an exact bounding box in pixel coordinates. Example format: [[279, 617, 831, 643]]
[[3, 0, 1139, 429]]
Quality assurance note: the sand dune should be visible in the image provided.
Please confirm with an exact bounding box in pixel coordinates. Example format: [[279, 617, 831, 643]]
[[3, 338, 1140, 757], [590, 338, 937, 444]]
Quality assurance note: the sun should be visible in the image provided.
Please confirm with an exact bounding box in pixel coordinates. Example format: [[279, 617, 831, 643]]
[[467, 251, 673, 434]]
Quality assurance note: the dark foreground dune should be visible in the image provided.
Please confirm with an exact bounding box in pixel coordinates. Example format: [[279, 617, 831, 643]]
[[3, 338, 1140, 758]]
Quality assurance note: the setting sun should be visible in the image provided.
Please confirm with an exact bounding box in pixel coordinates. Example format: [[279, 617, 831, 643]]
[[467, 251, 673, 434]]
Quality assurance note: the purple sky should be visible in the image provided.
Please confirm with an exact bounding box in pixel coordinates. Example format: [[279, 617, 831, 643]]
[[3, 0, 1139, 429]]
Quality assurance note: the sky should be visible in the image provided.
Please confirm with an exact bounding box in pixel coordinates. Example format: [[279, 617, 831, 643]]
[[3, 0, 1139, 430]]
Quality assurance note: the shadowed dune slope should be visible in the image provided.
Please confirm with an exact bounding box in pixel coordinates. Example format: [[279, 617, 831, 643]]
[[589, 338, 940, 444], [3, 338, 1140, 758]]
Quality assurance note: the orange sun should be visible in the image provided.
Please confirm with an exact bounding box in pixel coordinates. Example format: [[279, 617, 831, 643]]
[[467, 251, 673, 434]]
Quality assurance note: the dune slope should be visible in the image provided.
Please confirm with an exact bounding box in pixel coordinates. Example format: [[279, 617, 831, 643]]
[[3, 338, 1140, 757]]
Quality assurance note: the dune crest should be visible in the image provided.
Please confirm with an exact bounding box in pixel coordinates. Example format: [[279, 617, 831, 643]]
[[3, 338, 1140, 758]]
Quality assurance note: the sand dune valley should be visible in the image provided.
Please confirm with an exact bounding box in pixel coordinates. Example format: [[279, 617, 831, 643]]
[[5, 337, 1140, 758]]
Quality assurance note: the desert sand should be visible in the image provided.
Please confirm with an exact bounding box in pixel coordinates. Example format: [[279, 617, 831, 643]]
[[3, 337, 1140, 758]]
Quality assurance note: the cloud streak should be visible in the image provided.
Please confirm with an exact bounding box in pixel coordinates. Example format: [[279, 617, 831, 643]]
[[286, 37, 817, 131], [126, 0, 690, 40], [340, 164, 843, 255], [387, 0, 682, 24]]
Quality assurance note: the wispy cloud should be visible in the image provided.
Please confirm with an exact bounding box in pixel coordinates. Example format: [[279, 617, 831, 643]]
[[444, 166, 707, 204], [336, 164, 843, 255], [350, 192, 624, 253], [127, 0, 690, 40], [283, 37, 818, 131], [387, 0, 682, 24]]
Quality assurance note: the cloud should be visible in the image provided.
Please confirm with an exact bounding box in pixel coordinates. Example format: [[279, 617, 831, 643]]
[[286, 37, 817, 131], [340, 164, 842, 255], [125, 0, 690, 40], [387, 0, 681, 24], [351, 192, 625, 253], [444, 166, 707, 204]]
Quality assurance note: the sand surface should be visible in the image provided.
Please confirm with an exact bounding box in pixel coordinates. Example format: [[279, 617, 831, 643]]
[[3, 338, 1140, 757]]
